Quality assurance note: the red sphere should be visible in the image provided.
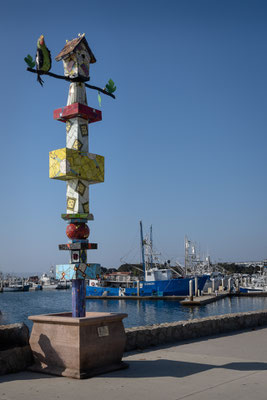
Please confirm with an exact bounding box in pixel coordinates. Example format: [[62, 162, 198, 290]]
[[66, 223, 90, 239], [66, 223, 77, 239], [76, 223, 90, 239]]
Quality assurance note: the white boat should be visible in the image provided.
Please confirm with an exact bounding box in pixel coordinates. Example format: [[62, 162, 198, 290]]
[[40, 273, 57, 290], [239, 274, 267, 293], [203, 271, 232, 292], [29, 283, 43, 291]]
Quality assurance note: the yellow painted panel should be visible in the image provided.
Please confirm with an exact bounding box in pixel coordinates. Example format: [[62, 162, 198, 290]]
[[49, 148, 104, 183]]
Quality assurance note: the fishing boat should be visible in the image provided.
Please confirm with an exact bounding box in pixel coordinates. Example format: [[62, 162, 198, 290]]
[[39, 271, 57, 290], [56, 280, 71, 290], [29, 283, 43, 291], [3, 283, 30, 292], [86, 222, 209, 297]]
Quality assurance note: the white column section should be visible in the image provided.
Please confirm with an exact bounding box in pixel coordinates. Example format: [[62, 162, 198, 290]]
[[67, 82, 88, 105], [66, 82, 90, 215]]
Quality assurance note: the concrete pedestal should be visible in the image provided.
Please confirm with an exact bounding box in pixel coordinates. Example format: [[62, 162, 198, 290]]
[[28, 312, 128, 379]]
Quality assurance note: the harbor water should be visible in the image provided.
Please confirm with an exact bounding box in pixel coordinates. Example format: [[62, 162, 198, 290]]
[[0, 290, 267, 330]]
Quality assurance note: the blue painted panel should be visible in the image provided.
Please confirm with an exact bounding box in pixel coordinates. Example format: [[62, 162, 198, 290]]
[[56, 263, 101, 280]]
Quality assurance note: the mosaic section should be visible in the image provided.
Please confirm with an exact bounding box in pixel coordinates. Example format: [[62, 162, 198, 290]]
[[66, 179, 89, 213], [49, 148, 104, 183], [59, 242, 97, 250], [66, 117, 88, 152], [56, 263, 101, 280], [61, 213, 94, 221], [67, 82, 88, 105]]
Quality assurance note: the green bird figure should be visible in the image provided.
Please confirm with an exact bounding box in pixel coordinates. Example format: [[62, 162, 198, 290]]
[[35, 35, 51, 86]]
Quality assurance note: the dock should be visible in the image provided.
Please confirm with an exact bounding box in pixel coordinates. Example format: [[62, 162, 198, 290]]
[[180, 291, 229, 306], [86, 291, 250, 305], [86, 291, 233, 303], [85, 292, 232, 304], [86, 295, 186, 300]]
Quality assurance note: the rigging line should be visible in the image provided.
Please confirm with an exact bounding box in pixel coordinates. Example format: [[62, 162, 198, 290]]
[[120, 244, 138, 263], [120, 226, 140, 262], [120, 243, 140, 264]]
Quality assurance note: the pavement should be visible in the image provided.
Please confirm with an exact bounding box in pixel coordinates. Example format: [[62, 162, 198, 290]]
[[1, 326, 267, 400]]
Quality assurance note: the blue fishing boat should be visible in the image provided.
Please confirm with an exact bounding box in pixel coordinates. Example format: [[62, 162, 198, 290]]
[[86, 222, 209, 297], [86, 274, 208, 297]]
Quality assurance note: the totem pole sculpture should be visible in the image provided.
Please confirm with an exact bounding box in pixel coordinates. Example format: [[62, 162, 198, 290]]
[[50, 35, 103, 317], [27, 35, 127, 378], [25, 34, 116, 317]]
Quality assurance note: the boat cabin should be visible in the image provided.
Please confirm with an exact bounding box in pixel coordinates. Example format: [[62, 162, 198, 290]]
[[145, 268, 172, 281]]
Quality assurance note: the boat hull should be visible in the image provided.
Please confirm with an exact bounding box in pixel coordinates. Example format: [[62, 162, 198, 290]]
[[3, 285, 30, 292], [239, 286, 266, 293], [86, 276, 209, 297]]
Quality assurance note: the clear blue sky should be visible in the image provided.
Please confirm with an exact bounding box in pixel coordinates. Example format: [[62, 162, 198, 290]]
[[1, 0, 267, 274]]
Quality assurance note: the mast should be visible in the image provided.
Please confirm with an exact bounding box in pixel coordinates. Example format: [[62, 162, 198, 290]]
[[185, 236, 188, 275], [150, 225, 153, 269], [140, 221, 146, 277]]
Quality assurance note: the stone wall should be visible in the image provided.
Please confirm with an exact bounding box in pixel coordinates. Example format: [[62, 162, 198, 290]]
[[0, 323, 33, 375], [1, 310, 267, 375], [125, 310, 267, 352]]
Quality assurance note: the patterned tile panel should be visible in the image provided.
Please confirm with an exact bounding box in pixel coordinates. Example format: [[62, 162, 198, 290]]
[[66, 117, 88, 152], [49, 148, 104, 183], [56, 263, 101, 280], [66, 179, 89, 213]]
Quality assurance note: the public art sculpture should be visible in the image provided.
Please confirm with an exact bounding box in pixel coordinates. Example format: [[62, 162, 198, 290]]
[[26, 34, 115, 317], [51, 34, 104, 318], [26, 35, 127, 379]]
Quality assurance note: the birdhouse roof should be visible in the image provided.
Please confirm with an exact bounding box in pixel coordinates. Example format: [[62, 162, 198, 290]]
[[55, 34, 96, 63]]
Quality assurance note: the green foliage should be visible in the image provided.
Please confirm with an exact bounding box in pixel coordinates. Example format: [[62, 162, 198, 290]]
[[217, 263, 262, 275], [105, 79, 116, 94], [24, 54, 35, 68], [97, 91, 102, 107], [118, 263, 143, 277]]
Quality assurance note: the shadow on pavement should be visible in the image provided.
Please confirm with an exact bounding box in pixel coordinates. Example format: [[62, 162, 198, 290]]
[[0, 371, 54, 383], [98, 359, 267, 378], [1, 359, 266, 382]]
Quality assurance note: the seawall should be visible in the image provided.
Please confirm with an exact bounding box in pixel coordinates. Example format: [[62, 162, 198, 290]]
[[125, 309, 267, 351], [0, 323, 32, 375], [1, 310, 267, 375]]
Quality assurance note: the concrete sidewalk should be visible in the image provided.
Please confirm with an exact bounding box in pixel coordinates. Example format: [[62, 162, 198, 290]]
[[1, 327, 267, 400]]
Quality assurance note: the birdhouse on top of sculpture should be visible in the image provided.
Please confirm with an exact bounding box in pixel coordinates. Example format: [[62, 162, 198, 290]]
[[55, 34, 96, 80]]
